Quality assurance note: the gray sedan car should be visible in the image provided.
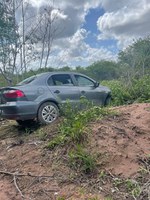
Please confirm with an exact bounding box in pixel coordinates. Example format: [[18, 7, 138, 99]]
[[0, 72, 111, 125]]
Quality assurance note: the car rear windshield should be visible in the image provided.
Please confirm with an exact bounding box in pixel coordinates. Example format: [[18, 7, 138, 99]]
[[17, 75, 37, 86]]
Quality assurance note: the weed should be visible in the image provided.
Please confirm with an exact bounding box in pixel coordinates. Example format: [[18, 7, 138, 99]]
[[78, 187, 86, 195], [47, 134, 67, 149], [37, 128, 47, 140], [139, 166, 150, 175], [104, 197, 113, 200], [69, 145, 96, 173], [46, 100, 116, 173], [113, 178, 141, 199], [47, 104, 115, 149], [99, 170, 106, 179], [126, 179, 141, 198], [113, 178, 124, 187], [57, 197, 65, 200]]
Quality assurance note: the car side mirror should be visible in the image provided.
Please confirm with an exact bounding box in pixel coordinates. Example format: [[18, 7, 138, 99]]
[[94, 82, 99, 88]]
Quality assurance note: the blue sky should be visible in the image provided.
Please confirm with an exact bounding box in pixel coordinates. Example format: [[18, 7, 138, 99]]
[[83, 7, 118, 54], [21, 0, 150, 68]]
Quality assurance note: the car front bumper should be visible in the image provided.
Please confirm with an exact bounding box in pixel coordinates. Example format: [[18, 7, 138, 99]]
[[0, 101, 38, 120]]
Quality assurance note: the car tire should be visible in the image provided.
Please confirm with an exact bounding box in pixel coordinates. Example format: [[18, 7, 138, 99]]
[[16, 119, 35, 126], [104, 96, 111, 106], [37, 102, 59, 125]]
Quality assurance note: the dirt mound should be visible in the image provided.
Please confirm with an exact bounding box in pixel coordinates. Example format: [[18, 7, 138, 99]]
[[90, 103, 150, 178], [0, 103, 149, 200]]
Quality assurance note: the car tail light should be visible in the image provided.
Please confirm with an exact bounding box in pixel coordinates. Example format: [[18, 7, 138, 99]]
[[4, 90, 25, 98]]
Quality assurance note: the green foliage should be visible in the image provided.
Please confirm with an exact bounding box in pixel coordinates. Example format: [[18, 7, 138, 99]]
[[76, 61, 119, 81], [104, 197, 113, 200], [126, 179, 141, 198], [101, 80, 131, 106], [47, 102, 114, 149], [0, 3, 15, 39], [99, 170, 106, 179], [0, 74, 7, 87], [113, 177, 124, 187], [0, 2, 19, 85], [1, 59, 119, 87], [69, 145, 96, 173], [88, 198, 98, 200], [129, 75, 150, 102], [37, 127, 47, 141], [46, 100, 115, 174], [102, 75, 150, 106], [57, 197, 65, 200], [118, 37, 150, 76], [113, 178, 141, 199], [46, 134, 67, 149]]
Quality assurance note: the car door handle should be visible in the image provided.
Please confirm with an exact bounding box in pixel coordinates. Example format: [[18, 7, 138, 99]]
[[54, 90, 60, 94], [81, 91, 85, 95]]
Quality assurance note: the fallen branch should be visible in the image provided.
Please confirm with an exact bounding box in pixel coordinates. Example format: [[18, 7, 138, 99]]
[[13, 175, 25, 199], [0, 170, 63, 199], [0, 170, 54, 178]]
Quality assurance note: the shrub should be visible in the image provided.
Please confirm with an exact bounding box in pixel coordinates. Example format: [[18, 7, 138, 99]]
[[102, 75, 150, 106], [101, 80, 131, 106], [129, 75, 150, 102]]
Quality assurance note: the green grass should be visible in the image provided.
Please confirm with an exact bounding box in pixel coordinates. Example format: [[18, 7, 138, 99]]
[[47, 105, 116, 149], [46, 101, 117, 174], [69, 145, 96, 173]]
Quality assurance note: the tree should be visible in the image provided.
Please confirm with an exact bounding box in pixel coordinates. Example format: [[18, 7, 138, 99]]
[[0, 0, 60, 85], [118, 37, 150, 77], [84, 61, 119, 81], [34, 5, 60, 69], [0, 1, 18, 85]]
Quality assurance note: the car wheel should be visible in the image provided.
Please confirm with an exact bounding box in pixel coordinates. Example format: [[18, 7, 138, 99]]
[[104, 96, 111, 106], [37, 102, 59, 125], [16, 119, 35, 126]]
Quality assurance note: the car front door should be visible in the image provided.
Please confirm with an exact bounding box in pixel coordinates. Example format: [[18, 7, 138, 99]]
[[47, 74, 80, 106], [73, 74, 104, 105]]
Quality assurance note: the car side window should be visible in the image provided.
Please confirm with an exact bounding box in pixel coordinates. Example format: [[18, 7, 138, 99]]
[[48, 74, 74, 86], [74, 75, 94, 86]]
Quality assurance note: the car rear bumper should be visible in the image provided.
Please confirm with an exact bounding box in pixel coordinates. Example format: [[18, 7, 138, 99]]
[[0, 101, 38, 120]]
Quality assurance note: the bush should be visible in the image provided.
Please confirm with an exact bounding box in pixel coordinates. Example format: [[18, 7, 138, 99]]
[[129, 75, 150, 103], [102, 75, 150, 106], [101, 80, 131, 106]]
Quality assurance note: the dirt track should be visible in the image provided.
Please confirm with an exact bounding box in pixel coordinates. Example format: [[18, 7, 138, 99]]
[[0, 103, 150, 200]]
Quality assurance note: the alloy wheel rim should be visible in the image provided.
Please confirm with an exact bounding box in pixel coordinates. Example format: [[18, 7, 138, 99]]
[[42, 105, 58, 123]]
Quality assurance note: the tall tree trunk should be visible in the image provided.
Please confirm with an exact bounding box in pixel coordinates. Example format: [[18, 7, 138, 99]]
[[22, 0, 27, 73]]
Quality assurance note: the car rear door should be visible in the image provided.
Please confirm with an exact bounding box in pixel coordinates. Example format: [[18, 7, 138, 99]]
[[47, 74, 80, 106]]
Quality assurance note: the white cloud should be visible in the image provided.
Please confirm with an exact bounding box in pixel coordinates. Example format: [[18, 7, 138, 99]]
[[97, 0, 150, 48], [21, 0, 113, 68], [49, 29, 116, 67], [16, 0, 150, 68], [25, 0, 102, 39]]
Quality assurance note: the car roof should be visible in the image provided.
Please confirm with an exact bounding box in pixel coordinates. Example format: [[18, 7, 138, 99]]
[[42, 71, 97, 80], [39, 71, 82, 75], [17, 72, 96, 86], [37, 71, 90, 78]]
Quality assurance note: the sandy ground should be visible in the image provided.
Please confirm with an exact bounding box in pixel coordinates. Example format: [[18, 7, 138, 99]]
[[0, 103, 150, 200]]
